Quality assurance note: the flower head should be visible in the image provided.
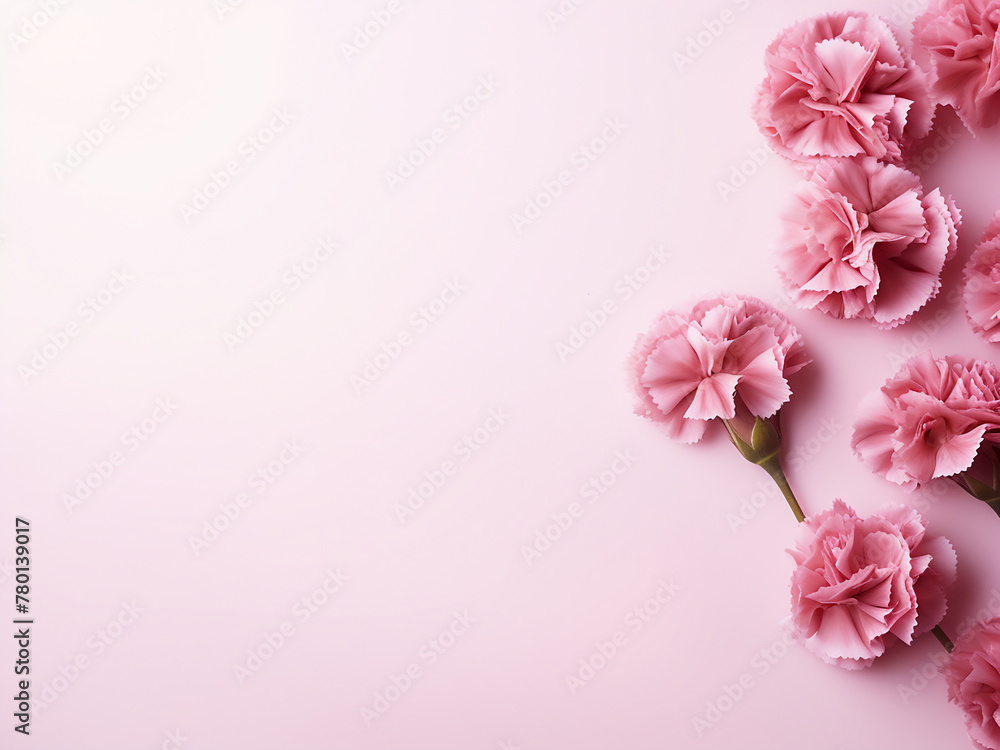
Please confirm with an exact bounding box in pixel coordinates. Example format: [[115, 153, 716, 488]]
[[753, 11, 932, 165], [776, 157, 960, 329], [852, 353, 1000, 490], [627, 294, 808, 443], [914, 0, 1000, 134], [945, 616, 1000, 750], [965, 213, 1000, 342], [789, 500, 956, 669]]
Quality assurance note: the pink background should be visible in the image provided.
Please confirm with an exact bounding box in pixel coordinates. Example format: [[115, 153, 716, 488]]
[[4, 0, 1000, 748]]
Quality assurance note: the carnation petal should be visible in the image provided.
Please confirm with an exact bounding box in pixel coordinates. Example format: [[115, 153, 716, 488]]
[[684, 373, 740, 420], [867, 189, 927, 238], [801, 259, 870, 293], [934, 423, 990, 476], [729, 348, 791, 417], [642, 335, 706, 415], [813, 604, 878, 661], [868, 259, 939, 328], [812, 38, 878, 103]]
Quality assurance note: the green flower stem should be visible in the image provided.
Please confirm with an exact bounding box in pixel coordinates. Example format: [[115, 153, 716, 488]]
[[933, 625, 954, 654], [721, 417, 805, 523], [757, 454, 806, 524]]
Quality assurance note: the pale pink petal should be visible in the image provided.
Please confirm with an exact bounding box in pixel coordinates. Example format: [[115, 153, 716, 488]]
[[934, 424, 991, 475], [642, 335, 707, 416], [684, 373, 741, 420]]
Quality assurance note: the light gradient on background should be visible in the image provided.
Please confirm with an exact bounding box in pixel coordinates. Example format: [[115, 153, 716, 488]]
[[3, 0, 1000, 748]]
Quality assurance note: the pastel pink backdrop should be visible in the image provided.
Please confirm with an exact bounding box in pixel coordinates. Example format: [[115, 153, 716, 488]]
[[4, 0, 1000, 748]]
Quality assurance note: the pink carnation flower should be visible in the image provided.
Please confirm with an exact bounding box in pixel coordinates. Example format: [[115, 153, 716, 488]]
[[753, 11, 932, 165], [914, 0, 1000, 134], [852, 353, 1000, 490], [627, 293, 809, 443], [776, 157, 960, 329], [789, 500, 956, 670], [945, 616, 1000, 750], [965, 213, 1000, 341]]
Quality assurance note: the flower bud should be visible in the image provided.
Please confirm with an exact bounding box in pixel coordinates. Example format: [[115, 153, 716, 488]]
[[724, 398, 782, 465]]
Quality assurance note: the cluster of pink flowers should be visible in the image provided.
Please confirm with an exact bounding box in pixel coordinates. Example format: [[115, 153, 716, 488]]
[[753, 5, 1000, 336], [629, 297, 963, 671], [627, 4, 1000, 747]]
